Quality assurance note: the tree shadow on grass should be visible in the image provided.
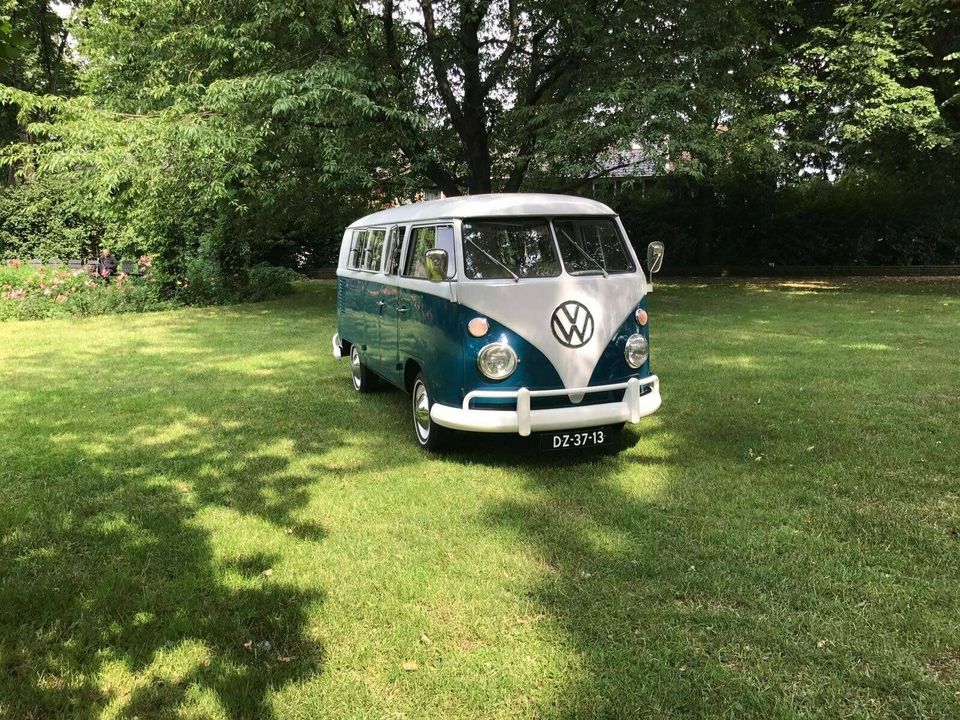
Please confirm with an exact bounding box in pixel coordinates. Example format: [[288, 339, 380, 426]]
[[0, 448, 326, 719], [0, 289, 416, 718]]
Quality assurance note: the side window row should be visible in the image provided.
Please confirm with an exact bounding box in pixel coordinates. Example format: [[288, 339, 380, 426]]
[[348, 224, 456, 279], [347, 229, 386, 271]]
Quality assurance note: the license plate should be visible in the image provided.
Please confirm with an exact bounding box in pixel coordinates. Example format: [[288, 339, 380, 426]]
[[540, 427, 608, 451]]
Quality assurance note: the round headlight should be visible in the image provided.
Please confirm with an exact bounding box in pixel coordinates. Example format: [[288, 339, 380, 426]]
[[477, 342, 518, 380], [624, 333, 648, 369]]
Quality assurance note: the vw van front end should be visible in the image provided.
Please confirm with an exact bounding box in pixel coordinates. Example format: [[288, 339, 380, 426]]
[[430, 275, 661, 438], [428, 214, 664, 442]]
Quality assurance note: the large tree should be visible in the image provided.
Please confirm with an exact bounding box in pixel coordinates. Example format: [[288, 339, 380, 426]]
[[1, 0, 76, 166], [785, 0, 958, 175], [3, 0, 956, 271], [347, 0, 660, 195]]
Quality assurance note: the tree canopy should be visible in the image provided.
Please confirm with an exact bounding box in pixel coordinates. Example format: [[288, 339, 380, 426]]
[[0, 0, 957, 274]]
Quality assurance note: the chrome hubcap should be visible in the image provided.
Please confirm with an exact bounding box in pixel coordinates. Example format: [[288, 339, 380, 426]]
[[350, 347, 362, 389], [413, 381, 431, 442]]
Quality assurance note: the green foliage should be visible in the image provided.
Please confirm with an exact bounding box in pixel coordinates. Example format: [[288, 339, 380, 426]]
[[0, 0, 957, 273], [0, 0, 77, 146], [786, 0, 958, 173], [619, 166, 960, 267], [244, 263, 300, 301], [177, 255, 231, 306], [0, 0, 404, 283], [0, 174, 103, 260], [177, 255, 301, 306], [0, 258, 299, 320], [0, 264, 170, 320]]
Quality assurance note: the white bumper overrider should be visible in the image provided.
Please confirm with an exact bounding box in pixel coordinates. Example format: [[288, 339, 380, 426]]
[[430, 376, 660, 437]]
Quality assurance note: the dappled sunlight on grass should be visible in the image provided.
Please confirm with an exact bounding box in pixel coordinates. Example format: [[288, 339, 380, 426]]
[[701, 354, 763, 369], [96, 640, 223, 720], [841, 342, 895, 351], [776, 280, 843, 291], [1, 280, 959, 718], [133, 414, 214, 446]]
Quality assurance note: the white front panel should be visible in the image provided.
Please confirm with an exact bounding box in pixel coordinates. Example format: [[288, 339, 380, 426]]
[[456, 273, 646, 389]]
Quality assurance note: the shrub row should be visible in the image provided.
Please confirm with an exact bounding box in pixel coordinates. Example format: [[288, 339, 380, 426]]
[[616, 169, 960, 268], [0, 263, 301, 322]]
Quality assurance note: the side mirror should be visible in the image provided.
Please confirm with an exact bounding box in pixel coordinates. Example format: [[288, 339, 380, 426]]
[[646, 242, 665, 274], [424, 248, 449, 282]]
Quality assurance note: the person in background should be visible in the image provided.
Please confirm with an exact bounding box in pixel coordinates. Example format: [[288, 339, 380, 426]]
[[97, 248, 118, 280]]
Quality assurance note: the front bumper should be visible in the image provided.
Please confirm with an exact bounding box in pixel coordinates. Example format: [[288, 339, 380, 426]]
[[430, 375, 661, 437]]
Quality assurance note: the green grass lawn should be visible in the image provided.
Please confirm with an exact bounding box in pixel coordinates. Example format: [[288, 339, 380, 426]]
[[1, 278, 959, 719]]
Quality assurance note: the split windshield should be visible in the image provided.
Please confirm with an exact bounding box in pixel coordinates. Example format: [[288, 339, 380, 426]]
[[461, 217, 634, 280], [462, 219, 559, 279]]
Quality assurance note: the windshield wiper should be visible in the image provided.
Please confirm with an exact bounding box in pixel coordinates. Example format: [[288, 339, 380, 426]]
[[465, 236, 520, 282], [556, 226, 607, 277]]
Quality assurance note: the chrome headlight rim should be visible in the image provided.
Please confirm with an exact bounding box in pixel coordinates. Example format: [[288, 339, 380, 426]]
[[477, 342, 518, 381], [624, 333, 649, 369]]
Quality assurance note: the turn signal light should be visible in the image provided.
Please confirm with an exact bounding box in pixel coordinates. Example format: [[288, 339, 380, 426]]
[[468, 317, 490, 337], [635, 308, 648, 326]]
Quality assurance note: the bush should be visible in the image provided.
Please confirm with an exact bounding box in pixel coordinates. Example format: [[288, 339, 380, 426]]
[[0, 176, 104, 261], [244, 263, 300, 301], [178, 256, 233, 306], [617, 166, 960, 267], [0, 258, 301, 321], [176, 257, 301, 306], [0, 265, 171, 321]]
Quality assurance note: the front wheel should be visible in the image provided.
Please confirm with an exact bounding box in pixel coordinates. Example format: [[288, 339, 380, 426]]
[[411, 373, 451, 451]]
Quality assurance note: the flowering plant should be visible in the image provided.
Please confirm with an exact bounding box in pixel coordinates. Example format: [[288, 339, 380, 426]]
[[0, 264, 169, 321]]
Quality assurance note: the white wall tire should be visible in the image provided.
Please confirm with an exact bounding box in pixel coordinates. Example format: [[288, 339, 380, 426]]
[[411, 373, 450, 451], [349, 345, 378, 393]]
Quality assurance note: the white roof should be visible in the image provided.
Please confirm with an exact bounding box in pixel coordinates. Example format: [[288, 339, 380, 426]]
[[348, 193, 616, 228]]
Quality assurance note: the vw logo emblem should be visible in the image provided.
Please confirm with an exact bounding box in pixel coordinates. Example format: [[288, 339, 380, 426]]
[[551, 301, 594, 348]]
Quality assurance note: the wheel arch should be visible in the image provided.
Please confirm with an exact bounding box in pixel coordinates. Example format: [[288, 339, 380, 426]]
[[403, 359, 422, 394]]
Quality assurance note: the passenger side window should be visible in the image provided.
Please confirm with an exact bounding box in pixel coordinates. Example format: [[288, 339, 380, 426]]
[[362, 229, 386, 271], [403, 225, 455, 279], [347, 230, 367, 269]]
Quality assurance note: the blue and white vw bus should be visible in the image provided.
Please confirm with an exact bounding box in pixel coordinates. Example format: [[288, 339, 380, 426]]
[[333, 193, 664, 450]]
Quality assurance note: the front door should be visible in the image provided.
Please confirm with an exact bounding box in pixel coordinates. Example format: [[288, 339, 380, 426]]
[[396, 224, 460, 402], [398, 225, 456, 364]]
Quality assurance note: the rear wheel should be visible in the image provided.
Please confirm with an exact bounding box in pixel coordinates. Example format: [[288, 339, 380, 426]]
[[411, 373, 450, 451], [349, 345, 378, 393]]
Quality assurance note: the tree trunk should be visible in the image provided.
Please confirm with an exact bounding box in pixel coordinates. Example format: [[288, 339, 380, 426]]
[[463, 126, 492, 194], [458, 7, 492, 195]]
